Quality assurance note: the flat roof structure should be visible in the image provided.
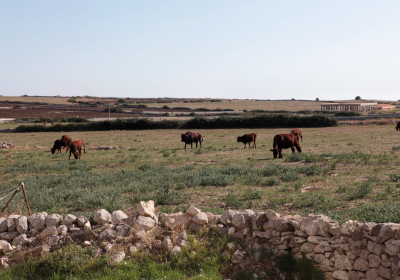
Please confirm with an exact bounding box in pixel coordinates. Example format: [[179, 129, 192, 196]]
[[377, 104, 396, 111], [321, 102, 377, 112]]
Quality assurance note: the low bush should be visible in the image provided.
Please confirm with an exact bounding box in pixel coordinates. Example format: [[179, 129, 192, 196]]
[[223, 193, 243, 209], [14, 114, 337, 133]]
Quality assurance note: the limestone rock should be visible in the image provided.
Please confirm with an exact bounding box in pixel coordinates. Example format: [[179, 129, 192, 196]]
[[0, 240, 12, 253], [368, 241, 385, 256], [137, 200, 155, 218], [170, 246, 181, 256], [377, 265, 392, 279], [116, 224, 130, 237], [63, 214, 77, 226], [16, 216, 28, 234], [93, 209, 112, 225], [110, 251, 125, 264], [189, 222, 204, 233], [192, 213, 208, 225], [186, 205, 201, 217], [300, 242, 315, 253], [366, 268, 379, 280], [263, 217, 294, 232], [0, 231, 18, 240], [368, 254, 381, 268], [332, 270, 349, 280], [46, 214, 63, 227], [353, 223, 376, 241], [347, 271, 360, 280], [25, 245, 50, 257], [163, 238, 173, 250], [251, 212, 268, 231], [69, 230, 98, 242], [39, 226, 58, 239], [159, 212, 192, 230], [340, 220, 359, 236], [265, 209, 280, 219], [384, 244, 399, 256], [232, 250, 246, 260], [178, 232, 188, 241], [220, 210, 238, 226], [377, 223, 400, 243], [353, 257, 369, 271], [45, 234, 59, 246], [28, 212, 48, 229], [136, 216, 156, 231], [98, 229, 117, 242], [206, 213, 220, 225], [12, 234, 27, 246], [335, 255, 352, 270], [130, 246, 138, 254], [111, 210, 128, 225], [231, 212, 251, 229], [6, 215, 20, 232], [287, 215, 303, 230], [57, 225, 68, 235], [84, 221, 91, 230], [0, 258, 8, 269], [0, 218, 7, 232], [77, 216, 89, 227]]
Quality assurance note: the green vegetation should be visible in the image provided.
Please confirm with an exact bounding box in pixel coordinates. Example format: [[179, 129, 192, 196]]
[[14, 114, 337, 133], [1, 124, 400, 226], [0, 233, 324, 280]]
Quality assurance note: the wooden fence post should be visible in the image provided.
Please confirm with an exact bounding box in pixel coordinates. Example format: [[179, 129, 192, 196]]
[[20, 182, 31, 216]]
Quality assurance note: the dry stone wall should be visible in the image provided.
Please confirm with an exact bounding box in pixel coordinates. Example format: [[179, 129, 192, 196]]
[[1, 202, 400, 279]]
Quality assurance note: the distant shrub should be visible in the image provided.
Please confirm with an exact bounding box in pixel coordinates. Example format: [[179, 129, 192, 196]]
[[280, 170, 301, 182], [223, 193, 243, 209], [334, 111, 361, 116], [262, 177, 279, 186], [304, 164, 322, 176], [345, 182, 372, 201], [138, 164, 152, 172], [14, 114, 337, 133], [104, 107, 124, 113], [162, 150, 170, 157], [389, 173, 400, 182], [243, 189, 262, 200], [285, 153, 303, 162]]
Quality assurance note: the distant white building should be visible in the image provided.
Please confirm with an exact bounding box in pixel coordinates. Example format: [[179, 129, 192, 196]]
[[321, 102, 377, 112]]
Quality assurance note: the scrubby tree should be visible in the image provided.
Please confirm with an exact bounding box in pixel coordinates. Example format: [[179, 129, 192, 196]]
[[355, 96, 361, 100], [315, 98, 319, 101]]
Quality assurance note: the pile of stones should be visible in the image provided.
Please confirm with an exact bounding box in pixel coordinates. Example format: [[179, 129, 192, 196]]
[[0, 142, 15, 149], [1, 202, 400, 279]]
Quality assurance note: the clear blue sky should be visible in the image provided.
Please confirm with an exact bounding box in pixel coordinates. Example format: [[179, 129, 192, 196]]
[[1, 1, 399, 100]]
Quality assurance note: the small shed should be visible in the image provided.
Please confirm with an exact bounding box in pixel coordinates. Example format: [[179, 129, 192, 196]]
[[377, 104, 396, 111]]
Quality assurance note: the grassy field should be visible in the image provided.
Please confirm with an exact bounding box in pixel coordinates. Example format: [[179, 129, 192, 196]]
[[143, 100, 324, 112], [1, 123, 400, 224], [0, 96, 71, 104]]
